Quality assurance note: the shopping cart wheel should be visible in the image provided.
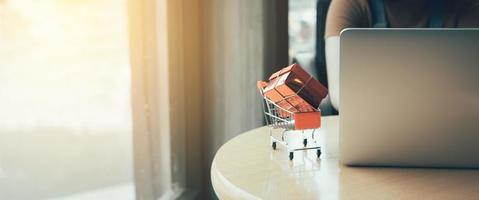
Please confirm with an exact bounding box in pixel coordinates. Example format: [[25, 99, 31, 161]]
[[272, 142, 277, 150], [317, 149, 321, 158], [289, 152, 294, 160], [303, 139, 307, 147]]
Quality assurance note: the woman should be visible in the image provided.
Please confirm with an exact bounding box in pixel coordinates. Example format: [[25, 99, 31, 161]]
[[325, 0, 479, 110]]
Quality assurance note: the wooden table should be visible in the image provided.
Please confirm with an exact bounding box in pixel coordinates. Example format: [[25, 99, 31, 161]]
[[211, 116, 479, 200]]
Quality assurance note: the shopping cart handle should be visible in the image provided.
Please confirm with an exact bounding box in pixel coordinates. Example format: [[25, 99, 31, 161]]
[[257, 81, 267, 91]]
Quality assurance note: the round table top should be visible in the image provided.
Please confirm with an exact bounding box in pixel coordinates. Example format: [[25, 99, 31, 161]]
[[211, 116, 479, 200]]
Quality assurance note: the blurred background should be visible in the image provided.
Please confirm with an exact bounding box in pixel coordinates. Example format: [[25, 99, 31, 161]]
[[0, 0, 133, 199], [0, 0, 328, 199]]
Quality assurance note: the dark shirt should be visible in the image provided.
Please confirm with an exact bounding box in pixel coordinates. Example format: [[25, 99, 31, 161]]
[[325, 0, 479, 37]]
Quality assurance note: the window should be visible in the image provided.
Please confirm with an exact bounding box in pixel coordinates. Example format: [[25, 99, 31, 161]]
[[289, 0, 317, 76], [0, 0, 134, 199], [289, 0, 317, 58]]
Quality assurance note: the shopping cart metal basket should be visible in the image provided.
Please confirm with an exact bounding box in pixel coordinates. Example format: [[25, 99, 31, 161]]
[[257, 81, 322, 160]]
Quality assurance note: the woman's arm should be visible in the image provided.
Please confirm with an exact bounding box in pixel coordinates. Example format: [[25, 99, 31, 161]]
[[325, 36, 340, 110], [325, 0, 368, 110]]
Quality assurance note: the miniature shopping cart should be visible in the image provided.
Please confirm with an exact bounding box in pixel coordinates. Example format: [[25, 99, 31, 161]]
[[257, 81, 322, 160]]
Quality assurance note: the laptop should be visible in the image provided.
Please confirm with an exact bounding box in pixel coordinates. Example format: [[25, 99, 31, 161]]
[[339, 29, 479, 168]]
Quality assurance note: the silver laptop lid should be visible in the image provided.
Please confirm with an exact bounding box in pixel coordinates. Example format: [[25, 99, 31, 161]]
[[340, 29, 479, 168]]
